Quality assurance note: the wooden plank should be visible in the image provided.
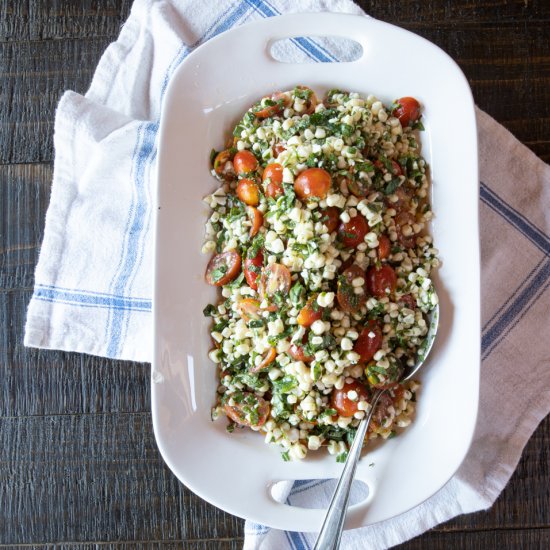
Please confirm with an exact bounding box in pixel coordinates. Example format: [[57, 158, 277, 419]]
[[0, 413, 242, 544], [0, 38, 113, 164], [0, 0, 132, 41], [1, 164, 51, 290], [0, 543, 244, 550], [396, 527, 550, 549], [0, 289, 151, 417]]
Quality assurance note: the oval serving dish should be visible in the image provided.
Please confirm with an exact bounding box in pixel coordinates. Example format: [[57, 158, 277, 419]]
[[153, 12, 479, 532]]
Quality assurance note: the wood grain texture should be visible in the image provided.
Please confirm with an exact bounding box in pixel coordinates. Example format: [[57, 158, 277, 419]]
[[0, 0, 132, 41], [0, 543, 244, 550], [0, 0, 549, 548]]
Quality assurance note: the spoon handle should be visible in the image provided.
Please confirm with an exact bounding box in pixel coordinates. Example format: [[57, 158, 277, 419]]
[[313, 389, 384, 550]]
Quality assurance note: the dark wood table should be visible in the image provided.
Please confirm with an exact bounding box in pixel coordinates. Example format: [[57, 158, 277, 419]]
[[1, 1, 549, 548]]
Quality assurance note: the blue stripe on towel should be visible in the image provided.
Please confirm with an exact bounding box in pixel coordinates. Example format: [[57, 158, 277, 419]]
[[479, 182, 550, 358], [480, 182, 550, 255], [107, 120, 158, 356], [106, 1, 253, 356], [34, 286, 151, 311], [482, 258, 550, 358]]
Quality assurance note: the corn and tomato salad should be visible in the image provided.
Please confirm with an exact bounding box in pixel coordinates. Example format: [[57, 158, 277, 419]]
[[202, 87, 439, 462]]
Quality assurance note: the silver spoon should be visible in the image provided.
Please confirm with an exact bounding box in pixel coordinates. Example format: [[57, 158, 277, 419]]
[[313, 303, 440, 550]]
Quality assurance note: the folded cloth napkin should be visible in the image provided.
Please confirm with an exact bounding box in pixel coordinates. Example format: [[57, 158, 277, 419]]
[[24, 0, 550, 548]]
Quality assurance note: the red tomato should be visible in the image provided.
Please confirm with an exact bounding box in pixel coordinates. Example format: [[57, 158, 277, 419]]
[[294, 168, 331, 200], [398, 293, 417, 309], [263, 163, 284, 198], [354, 320, 383, 362], [338, 214, 369, 248], [250, 347, 277, 373], [237, 178, 260, 206], [254, 91, 290, 119], [236, 298, 262, 322], [366, 265, 397, 298], [272, 143, 286, 158], [205, 251, 241, 286], [337, 265, 367, 313], [233, 150, 258, 175], [338, 255, 354, 274], [213, 149, 234, 178], [288, 341, 313, 363], [369, 392, 394, 430], [392, 97, 421, 127], [259, 263, 291, 299], [319, 207, 340, 233], [377, 234, 391, 259], [244, 249, 263, 290], [247, 206, 263, 237], [331, 380, 370, 417], [347, 177, 370, 198], [365, 361, 403, 390], [374, 159, 403, 176], [297, 296, 323, 327], [224, 393, 270, 427]]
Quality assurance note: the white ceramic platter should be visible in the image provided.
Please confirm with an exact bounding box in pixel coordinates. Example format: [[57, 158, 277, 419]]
[[153, 13, 479, 532]]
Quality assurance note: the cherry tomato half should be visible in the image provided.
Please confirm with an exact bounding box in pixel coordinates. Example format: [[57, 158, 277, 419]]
[[205, 251, 241, 286], [337, 265, 367, 313], [331, 380, 370, 417], [392, 97, 421, 127], [259, 263, 291, 299], [365, 360, 403, 390], [338, 214, 369, 248], [369, 392, 394, 431], [254, 91, 290, 119], [213, 149, 235, 180], [354, 320, 383, 363], [250, 347, 277, 373], [297, 296, 323, 327], [247, 206, 263, 237], [244, 249, 263, 290], [224, 393, 270, 427], [375, 159, 403, 177], [294, 168, 331, 200], [366, 264, 397, 298], [377, 234, 391, 259], [237, 178, 260, 206], [233, 150, 258, 175], [347, 177, 371, 198], [263, 163, 284, 198], [295, 86, 318, 114], [398, 293, 417, 310], [319, 207, 340, 233], [272, 143, 286, 158], [236, 298, 262, 322], [288, 335, 313, 363]]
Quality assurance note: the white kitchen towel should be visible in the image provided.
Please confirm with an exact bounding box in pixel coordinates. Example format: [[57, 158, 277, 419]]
[[24, 1, 550, 549]]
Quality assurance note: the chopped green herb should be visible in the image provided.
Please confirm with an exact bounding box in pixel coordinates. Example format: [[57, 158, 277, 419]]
[[336, 452, 348, 463], [210, 264, 228, 283], [203, 304, 216, 317]]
